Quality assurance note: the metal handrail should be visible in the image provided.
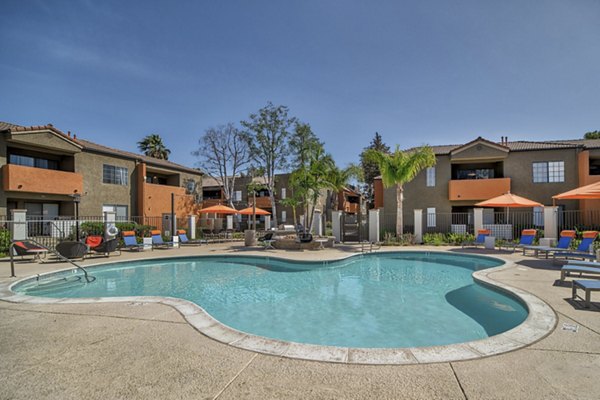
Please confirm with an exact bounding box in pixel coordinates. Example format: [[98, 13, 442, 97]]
[[9, 239, 95, 283]]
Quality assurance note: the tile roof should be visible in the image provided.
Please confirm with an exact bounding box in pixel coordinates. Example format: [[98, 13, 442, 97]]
[[1, 121, 201, 175], [423, 138, 594, 155], [77, 139, 202, 175]]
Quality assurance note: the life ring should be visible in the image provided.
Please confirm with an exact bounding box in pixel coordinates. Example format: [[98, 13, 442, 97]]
[[106, 225, 119, 237]]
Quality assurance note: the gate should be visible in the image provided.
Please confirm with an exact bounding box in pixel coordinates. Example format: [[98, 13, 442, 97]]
[[341, 211, 369, 242]]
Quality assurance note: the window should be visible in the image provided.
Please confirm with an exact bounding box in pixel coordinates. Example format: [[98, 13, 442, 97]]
[[281, 211, 287, 222], [533, 161, 564, 183], [103, 204, 128, 220], [233, 190, 242, 202], [281, 188, 286, 199], [426, 207, 436, 228], [103, 165, 128, 185], [9, 154, 58, 170], [426, 167, 435, 187]]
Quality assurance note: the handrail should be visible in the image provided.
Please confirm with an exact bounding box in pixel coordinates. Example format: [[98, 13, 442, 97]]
[[9, 239, 95, 283]]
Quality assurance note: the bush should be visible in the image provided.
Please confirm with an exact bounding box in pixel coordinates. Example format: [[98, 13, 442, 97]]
[[78, 222, 156, 239], [0, 228, 10, 256], [422, 232, 474, 246], [381, 232, 416, 246]]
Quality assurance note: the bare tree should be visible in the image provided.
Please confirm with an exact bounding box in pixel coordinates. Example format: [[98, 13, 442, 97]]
[[192, 123, 251, 208], [241, 103, 296, 227]]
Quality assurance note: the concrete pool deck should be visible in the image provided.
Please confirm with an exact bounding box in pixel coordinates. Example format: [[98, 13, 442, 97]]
[[1, 243, 599, 399]]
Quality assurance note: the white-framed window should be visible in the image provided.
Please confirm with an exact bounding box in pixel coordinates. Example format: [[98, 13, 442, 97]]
[[103, 204, 128, 220], [533, 161, 564, 183], [281, 211, 287, 222], [426, 207, 436, 227], [233, 190, 242, 202], [281, 188, 286, 199], [426, 167, 435, 187], [103, 164, 128, 185]]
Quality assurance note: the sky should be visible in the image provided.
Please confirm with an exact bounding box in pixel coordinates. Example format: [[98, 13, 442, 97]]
[[1, 0, 599, 170]]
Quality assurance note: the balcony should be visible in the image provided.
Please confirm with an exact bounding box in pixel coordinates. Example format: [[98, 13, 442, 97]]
[[2, 164, 83, 196], [254, 197, 272, 209], [201, 198, 225, 208], [448, 178, 511, 201], [342, 202, 359, 214]]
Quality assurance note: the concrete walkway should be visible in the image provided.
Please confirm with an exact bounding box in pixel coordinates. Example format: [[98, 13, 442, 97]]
[[1, 244, 599, 399]]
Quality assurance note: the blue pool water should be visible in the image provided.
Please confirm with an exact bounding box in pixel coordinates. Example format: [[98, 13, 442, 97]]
[[14, 252, 528, 348]]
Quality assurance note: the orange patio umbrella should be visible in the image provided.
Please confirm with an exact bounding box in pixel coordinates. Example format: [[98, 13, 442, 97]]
[[475, 192, 543, 223], [198, 204, 239, 214], [475, 192, 543, 208], [552, 181, 600, 202], [237, 206, 271, 215]]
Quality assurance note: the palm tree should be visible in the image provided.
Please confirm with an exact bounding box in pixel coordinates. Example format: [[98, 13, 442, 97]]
[[365, 145, 436, 236], [327, 164, 362, 212], [137, 134, 171, 160]]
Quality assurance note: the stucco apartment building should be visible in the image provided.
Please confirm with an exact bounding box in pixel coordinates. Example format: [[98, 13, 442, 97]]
[[0, 121, 203, 221], [374, 136, 600, 232], [201, 173, 361, 227]]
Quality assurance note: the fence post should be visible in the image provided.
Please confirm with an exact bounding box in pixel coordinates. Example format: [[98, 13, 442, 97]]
[[332, 211, 342, 243], [10, 209, 27, 241], [369, 209, 380, 243], [312, 210, 323, 236], [544, 206, 558, 240], [414, 209, 423, 244], [264, 215, 271, 230], [474, 208, 484, 234], [188, 215, 196, 239]]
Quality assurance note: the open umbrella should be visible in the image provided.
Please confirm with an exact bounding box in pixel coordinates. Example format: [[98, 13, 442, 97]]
[[198, 204, 239, 214], [237, 207, 271, 215], [552, 181, 600, 202], [475, 192, 543, 223]]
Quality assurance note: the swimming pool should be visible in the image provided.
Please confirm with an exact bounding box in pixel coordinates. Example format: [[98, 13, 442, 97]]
[[13, 252, 529, 349]]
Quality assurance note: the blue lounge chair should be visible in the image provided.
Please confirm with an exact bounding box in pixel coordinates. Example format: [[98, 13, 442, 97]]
[[461, 229, 490, 248], [498, 229, 536, 251], [151, 230, 173, 249], [572, 280, 600, 308], [522, 230, 575, 258], [553, 231, 598, 261], [177, 230, 206, 245], [560, 263, 600, 283], [122, 231, 145, 251]]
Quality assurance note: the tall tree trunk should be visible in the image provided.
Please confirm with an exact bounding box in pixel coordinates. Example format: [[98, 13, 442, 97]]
[[269, 188, 278, 228], [396, 184, 403, 237]]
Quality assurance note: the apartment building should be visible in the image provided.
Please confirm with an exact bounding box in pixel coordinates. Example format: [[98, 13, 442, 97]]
[[201, 173, 359, 226], [0, 122, 203, 220], [374, 136, 600, 230]]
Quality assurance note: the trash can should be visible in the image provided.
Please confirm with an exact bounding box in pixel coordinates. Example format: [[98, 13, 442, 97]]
[[245, 229, 257, 246]]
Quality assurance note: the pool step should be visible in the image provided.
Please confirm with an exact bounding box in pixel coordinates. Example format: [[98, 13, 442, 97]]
[[24, 276, 84, 295]]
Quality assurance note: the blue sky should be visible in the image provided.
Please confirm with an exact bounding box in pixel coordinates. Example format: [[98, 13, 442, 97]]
[[1, 0, 599, 170]]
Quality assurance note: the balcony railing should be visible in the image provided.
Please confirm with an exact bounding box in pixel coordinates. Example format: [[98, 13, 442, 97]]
[[2, 164, 83, 196], [448, 178, 511, 201]]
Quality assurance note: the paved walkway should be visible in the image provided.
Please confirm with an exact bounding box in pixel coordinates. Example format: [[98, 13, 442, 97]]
[[1, 244, 599, 399]]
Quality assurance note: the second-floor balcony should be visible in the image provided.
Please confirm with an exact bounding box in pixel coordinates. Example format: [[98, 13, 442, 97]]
[[448, 178, 511, 201], [254, 196, 272, 209], [2, 164, 83, 196]]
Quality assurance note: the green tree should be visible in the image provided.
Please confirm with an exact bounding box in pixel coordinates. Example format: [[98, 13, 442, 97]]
[[241, 102, 297, 227], [359, 132, 390, 207], [364, 145, 436, 236], [327, 164, 362, 212], [137, 134, 171, 160], [584, 131, 600, 139]]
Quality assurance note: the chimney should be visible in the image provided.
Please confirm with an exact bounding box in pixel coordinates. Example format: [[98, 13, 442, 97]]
[[73, 134, 77, 140], [67, 131, 71, 137], [504, 136, 508, 145]]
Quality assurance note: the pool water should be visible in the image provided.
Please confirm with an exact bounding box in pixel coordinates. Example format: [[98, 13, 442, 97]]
[[14, 252, 528, 348]]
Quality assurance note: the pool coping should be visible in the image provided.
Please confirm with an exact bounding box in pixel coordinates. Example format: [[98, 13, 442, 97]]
[[0, 250, 557, 365]]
